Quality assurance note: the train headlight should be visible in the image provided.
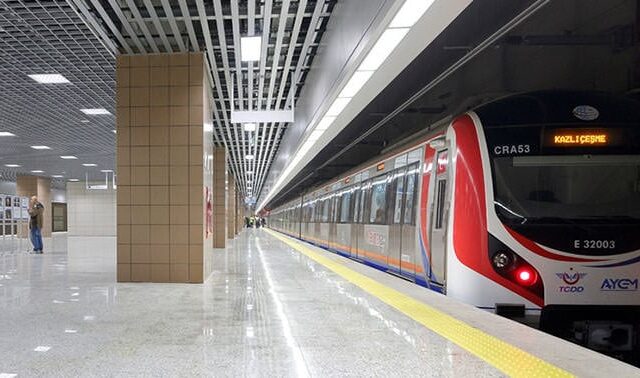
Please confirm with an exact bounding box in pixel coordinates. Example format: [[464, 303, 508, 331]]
[[492, 251, 512, 270]]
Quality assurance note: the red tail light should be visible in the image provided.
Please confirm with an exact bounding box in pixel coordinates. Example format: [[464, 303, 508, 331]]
[[516, 267, 537, 286]]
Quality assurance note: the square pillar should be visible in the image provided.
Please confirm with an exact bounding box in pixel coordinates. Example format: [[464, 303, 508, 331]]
[[115, 52, 212, 283], [212, 147, 227, 248], [16, 176, 52, 237]]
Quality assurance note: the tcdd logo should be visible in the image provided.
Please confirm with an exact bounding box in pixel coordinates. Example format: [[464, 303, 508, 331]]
[[601, 278, 638, 291], [556, 269, 587, 293]]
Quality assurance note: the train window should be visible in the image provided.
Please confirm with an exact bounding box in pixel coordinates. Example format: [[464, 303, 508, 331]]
[[393, 170, 406, 224], [369, 176, 388, 224], [322, 198, 330, 222], [435, 179, 447, 229], [340, 190, 352, 222], [404, 164, 419, 225], [353, 188, 361, 223]]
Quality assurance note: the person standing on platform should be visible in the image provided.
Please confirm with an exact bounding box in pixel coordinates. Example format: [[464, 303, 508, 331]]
[[28, 196, 44, 254]]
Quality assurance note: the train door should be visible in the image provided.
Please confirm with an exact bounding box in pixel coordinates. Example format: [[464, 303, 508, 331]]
[[388, 167, 407, 274], [351, 184, 362, 258], [429, 149, 449, 285], [400, 162, 420, 278]]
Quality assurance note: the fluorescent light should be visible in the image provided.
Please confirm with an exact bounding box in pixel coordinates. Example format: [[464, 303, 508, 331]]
[[359, 28, 409, 71], [30, 145, 50, 150], [245, 155, 254, 160], [0, 132, 15, 137], [100, 169, 113, 173], [339, 71, 374, 98], [33, 346, 51, 352], [315, 116, 336, 131], [30, 170, 44, 173], [80, 108, 111, 115], [28, 74, 70, 84], [326, 98, 352, 117], [241, 36, 262, 61], [4, 164, 20, 168], [389, 0, 436, 28], [246, 171, 254, 175], [112, 130, 117, 134], [82, 163, 97, 167], [68, 179, 79, 182], [80, 119, 90, 123], [243, 123, 257, 132], [60, 155, 77, 159], [308, 129, 326, 142], [52, 175, 64, 178]]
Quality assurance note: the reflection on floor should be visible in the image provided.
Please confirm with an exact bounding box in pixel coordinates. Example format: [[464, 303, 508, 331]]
[[0, 231, 502, 377]]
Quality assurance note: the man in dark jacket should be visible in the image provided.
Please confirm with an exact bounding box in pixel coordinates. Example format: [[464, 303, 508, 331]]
[[28, 196, 44, 254]]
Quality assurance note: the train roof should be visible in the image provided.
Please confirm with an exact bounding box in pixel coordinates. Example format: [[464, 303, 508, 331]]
[[474, 91, 640, 127]]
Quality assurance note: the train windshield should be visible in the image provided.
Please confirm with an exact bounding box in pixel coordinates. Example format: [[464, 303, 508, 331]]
[[492, 155, 640, 224]]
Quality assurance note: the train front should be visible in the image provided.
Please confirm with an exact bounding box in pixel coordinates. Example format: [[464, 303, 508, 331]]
[[478, 91, 640, 361]]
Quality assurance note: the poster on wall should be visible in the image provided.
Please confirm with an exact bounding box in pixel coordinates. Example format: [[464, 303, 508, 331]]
[[13, 196, 20, 208], [21, 198, 29, 220], [5, 209, 11, 220], [4, 197, 11, 208]]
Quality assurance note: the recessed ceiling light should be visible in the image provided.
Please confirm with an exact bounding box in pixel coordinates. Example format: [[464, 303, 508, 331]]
[[112, 130, 117, 134], [82, 163, 97, 167], [60, 155, 77, 159], [339, 71, 374, 98], [80, 108, 111, 115], [326, 98, 352, 117], [68, 179, 79, 182], [52, 175, 64, 178], [241, 36, 262, 62], [245, 155, 254, 160], [243, 123, 256, 132], [30, 170, 44, 173], [100, 169, 113, 173], [4, 164, 20, 168], [33, 346, 51, 352], [30, 145, 51, 150], [28, 74, 70, 84], [246, 171, 254, 175], [0, 132, 16, 137], [389, 0, 436, 28], [80, 119, 90, 123], [359, 28, 409, 71]]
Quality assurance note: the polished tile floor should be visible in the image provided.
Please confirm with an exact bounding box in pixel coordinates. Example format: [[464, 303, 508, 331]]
[[0, 230, 506, 377]]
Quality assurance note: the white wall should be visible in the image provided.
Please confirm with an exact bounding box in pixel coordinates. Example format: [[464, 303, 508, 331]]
[[67, 182, 116, 236], [51, 187, 66, 203]]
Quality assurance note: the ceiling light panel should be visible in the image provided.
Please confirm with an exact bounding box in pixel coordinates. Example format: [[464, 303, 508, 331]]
[[80, 108, 111, 115], [243, 123, 257, 132], [389, 0, 437, 28], [82, 163, 97, 167], [28, 74, 70, 84], [241, 36, 262, 61], [326, 98, 353, 117], [339, 71, 374, 98], [30, 146, 51, 150], [0, 132, 16, 137], [60, 156, 78, 159], [359, 28, 410, 71]]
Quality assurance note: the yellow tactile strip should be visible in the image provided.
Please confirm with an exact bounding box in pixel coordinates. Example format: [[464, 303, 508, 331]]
[[265, 229, 573, 378]]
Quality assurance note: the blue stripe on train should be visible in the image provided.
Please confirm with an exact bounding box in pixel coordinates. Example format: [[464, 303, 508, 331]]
[[279, 230, 443, 294]]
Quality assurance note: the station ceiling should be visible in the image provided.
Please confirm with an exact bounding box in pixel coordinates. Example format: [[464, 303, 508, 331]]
[[0, 0, 335, 196]]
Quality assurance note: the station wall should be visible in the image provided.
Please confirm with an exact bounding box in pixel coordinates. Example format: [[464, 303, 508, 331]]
[[66, 182, 116, 237]]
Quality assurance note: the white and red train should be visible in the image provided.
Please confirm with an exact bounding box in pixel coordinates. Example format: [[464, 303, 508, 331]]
[[267, 91, 640, 359]]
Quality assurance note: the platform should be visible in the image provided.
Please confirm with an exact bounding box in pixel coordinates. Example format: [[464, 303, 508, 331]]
[[0, 230, 637, 377]]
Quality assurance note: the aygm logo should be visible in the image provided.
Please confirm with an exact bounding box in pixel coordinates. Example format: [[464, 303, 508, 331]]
[[601, 278, 638, 291], [556, 269, 587, 293]]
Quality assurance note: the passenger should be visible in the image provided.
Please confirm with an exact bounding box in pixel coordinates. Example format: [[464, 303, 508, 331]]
[[245, 216, 250, 228], [256, 217, 261, 228], [261, 218, 266, 228], [375, 208, 385, 223], [28, 196, 44, 254]]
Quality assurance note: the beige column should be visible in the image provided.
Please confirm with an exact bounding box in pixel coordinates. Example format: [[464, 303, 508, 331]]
[[16, 176, 52, 237], [115, 52, 213, 283], [212, 147, 227, 248], [227, 176, 236, 239], [235, 191, 242, 234]]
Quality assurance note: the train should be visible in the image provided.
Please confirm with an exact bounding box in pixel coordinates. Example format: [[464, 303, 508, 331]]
[[266, 91, 640, 361]]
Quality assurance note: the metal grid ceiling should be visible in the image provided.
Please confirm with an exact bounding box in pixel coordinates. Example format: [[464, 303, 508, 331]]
[[72, 0, 335, 203], [0, 0, 116, 185]]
